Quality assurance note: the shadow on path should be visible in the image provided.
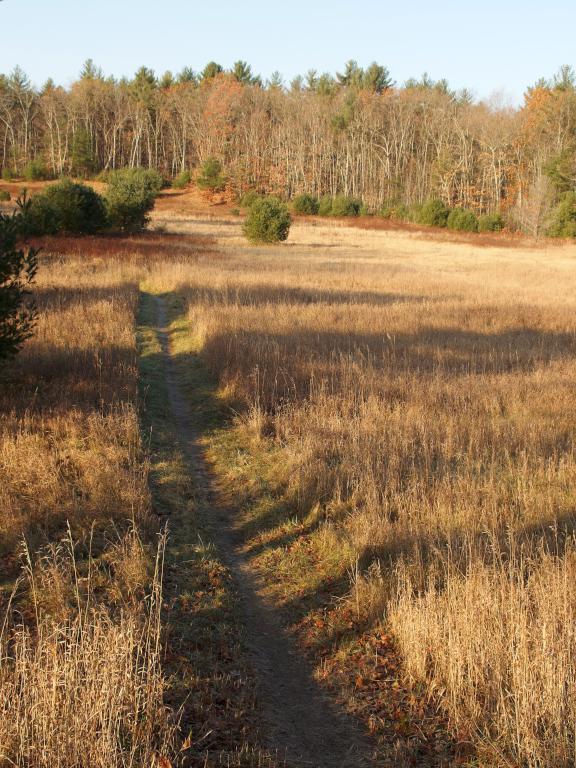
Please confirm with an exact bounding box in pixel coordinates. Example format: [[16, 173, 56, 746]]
[[147, 291, 376, 768]]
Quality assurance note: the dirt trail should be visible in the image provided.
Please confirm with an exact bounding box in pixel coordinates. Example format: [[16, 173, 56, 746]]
[[153, 295, 376, 768]]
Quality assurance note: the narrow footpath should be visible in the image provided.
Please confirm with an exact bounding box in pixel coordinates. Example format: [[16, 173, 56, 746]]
[[151, 292, 376, 768]]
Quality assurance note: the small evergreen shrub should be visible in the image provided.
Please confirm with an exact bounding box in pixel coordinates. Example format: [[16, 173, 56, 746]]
[[330, 195, 361, 217], [23, 159, 50, 182], [380, 199, 409, 220], [547, 192, 576, 237], [25, 180, 107, 235], [292, 194, 319, 215], [0, 191, 10, 202], [1, 168, 13, 182], [110, 168, 164, 196], [239, 190, 261, 208], [417, 199, 450, 227], [478, 212, 504, 232], [172, 170, 191, 189], [243, 196, 291, 244], [104, 168, 162, 232], [318, 196, 333, 216], [197, 158, 226, 192], [447, 207, 479, 232]]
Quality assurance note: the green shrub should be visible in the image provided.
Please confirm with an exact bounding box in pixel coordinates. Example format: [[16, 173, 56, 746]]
[[330, 195, 361, 217], [292, 194, 319, 215], [447, 207, 479, 232], [243, 196, 291, 244], [197, 158, 226, 192], [23, 159, 50, 182], [104, 168, 162, 231], [0, 191, 10, 202], [107, 167, 164, 196], [0, 211, 38, 362], [547, 192, 576, 237], [417, 198, 449, 227], [24, 180, 107, 235], [318, 196, 333, 216], [1, 168, 13, 182], [359, 203, 370, 216], [172, 170, 191, 189], [380, 200, 410, 221], [478, 212, 504, 232], [239, 190, 261, 208]]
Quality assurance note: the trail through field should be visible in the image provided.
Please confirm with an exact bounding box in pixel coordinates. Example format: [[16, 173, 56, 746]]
[[153, 294, 376, 768]]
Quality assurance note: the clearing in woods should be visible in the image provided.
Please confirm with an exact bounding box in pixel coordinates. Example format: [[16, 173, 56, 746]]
[[141, 207, 576, 767]]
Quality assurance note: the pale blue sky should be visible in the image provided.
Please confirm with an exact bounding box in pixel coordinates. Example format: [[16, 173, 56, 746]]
[[0, 0, 573, 103]]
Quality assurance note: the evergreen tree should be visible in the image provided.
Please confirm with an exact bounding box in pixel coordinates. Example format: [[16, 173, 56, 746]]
[[231, 60, 259, 85], [71, 126, 95, 177], [362, 62, 393, 93], [201, 61, 223, 81], [177, 67, 197, 84], [0, 211, 38, 363], [80, 58, 103, 80]]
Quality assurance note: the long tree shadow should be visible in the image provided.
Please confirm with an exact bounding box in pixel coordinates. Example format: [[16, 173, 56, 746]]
[[139, 289, 379, 768]]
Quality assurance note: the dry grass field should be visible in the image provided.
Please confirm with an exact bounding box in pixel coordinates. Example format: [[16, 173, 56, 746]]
[[3, 206, 576, 766], [0, 238, 177, 766], [152, 214, 576, 767]]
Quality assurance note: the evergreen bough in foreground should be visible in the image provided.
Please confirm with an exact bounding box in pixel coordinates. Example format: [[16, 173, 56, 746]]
[[243, 196, 291, 243], [0, 212, 38, 362]]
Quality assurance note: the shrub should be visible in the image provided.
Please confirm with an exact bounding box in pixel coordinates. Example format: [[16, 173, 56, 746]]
[[25, 180, 107, 235], [23, 159, 50, 182], [230, 207, 240, 216], [547, 193, 576, 237], [330, 195, 361, 217], [1, 168, 13, 182], [380, 200, 410, 221], [105, 169, 160, 232], [318, 196, 333, 216], [478, 212, 504, 233], [292, 194, 319, 215], [197, 158, 226, 192], [108, 167, 164, 197], [417, 198, 449, 227], [239, 190, 261, 209], [0, 191, 10, 202], [447, 207, 479, 232], [0, 211, 38, 362], [172, 170, 191, 189], [243, 196, 291, 244]]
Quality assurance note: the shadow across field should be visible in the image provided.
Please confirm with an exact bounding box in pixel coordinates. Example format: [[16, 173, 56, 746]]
[[139, 289, 376, 767], [186, 282, 448, 308]]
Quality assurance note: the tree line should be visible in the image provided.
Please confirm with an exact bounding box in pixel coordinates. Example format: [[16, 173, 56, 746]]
[[3, 60, 576, 232]]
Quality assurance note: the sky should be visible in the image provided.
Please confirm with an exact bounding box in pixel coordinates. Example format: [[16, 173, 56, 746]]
[[0, 0, 574, 104]]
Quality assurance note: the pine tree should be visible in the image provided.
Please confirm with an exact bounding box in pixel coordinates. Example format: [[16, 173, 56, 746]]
[[0, 211, 38, 363], [71, 126, 95, 177]]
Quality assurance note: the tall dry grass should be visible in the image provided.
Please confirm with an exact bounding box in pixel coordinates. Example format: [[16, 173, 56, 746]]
[[0, 243, 174, 766], [164, 221, 576, 766]]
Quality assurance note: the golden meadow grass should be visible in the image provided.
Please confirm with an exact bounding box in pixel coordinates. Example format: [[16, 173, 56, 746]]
[[156, 218, 576, 766], [0, 242, 174, 767]]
